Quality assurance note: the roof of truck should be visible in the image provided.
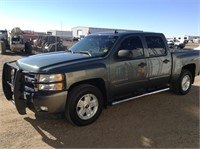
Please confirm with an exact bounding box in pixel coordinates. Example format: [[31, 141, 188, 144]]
[[91, 31, 164, 37]]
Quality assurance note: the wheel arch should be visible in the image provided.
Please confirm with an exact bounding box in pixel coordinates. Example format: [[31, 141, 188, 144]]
[[67, 78, 108, 108], [182, 64, 195, 83]]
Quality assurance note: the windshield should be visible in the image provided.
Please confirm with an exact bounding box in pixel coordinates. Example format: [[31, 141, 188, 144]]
[[0, 31, 7, 40], [69, 35, 118, 57], [12, 36, 23, 44]]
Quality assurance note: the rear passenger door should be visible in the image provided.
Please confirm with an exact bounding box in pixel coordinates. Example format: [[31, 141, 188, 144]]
[[145, 35, 172, 86]]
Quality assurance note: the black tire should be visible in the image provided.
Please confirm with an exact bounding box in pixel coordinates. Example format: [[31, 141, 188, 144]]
[[0, 41, 6, 54], [171, 69, 192, 95], [65, 84, 103, 126], [25, 42, 32, 54]]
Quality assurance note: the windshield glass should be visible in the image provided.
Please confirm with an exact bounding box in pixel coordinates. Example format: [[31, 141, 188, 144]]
[[12, 36, 23, 44], [69, 35, 118, 57]]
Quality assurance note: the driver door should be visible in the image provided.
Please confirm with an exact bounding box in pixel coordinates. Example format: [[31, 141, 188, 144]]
[[110, 36, 148, 98]]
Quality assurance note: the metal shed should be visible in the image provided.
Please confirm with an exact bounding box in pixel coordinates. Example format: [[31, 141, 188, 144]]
[[72, 26, 142, 39], [47, 30, 73, 40]]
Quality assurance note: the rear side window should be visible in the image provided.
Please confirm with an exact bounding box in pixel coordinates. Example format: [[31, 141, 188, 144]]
[[146, 36, 167, 57], [119, 36, 144, 58]]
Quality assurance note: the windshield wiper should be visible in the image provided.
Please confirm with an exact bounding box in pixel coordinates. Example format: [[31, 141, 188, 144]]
[[66, 49, 74, 54], [74, 51, 92, 56]]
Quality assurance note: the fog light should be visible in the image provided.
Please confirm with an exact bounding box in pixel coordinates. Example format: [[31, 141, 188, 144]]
[[40, 106, 48, 111]]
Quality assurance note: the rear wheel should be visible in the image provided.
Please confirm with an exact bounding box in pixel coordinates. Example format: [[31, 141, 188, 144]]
[[171, 69, 192, 95], [25, 42, 32, 54], [65, 84, 103, 126], [0, 41, 6, 54]]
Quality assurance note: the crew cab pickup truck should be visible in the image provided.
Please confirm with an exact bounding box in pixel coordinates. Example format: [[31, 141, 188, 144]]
[[2, 32, 200, 126]]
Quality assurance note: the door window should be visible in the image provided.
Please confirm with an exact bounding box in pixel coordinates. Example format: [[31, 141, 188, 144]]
[[146, 36, 167, 57], [119, 36, 144, 58]]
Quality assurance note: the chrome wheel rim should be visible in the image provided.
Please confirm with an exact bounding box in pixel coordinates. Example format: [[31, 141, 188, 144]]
[[76, 94, 98, 120], [181, 75, 191, 91]]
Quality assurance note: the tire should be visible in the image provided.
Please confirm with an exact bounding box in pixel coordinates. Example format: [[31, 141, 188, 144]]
[[25, 42, 32, 54], [171, 69, 192, 95], [0, 41, 6, 54], [65, 84, 103, 126], [174, 45, 178, 49]]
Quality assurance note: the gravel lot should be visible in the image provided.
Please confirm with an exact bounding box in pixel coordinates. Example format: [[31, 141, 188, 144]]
[[0, 45, 199, 148]]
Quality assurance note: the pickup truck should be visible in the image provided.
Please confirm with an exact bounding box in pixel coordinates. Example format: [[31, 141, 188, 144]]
[[2, 32, 200, 126]]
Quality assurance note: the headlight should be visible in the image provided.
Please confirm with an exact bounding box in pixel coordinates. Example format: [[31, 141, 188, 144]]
[[38, 74, 64, 91], [39, 74, 63, 83]]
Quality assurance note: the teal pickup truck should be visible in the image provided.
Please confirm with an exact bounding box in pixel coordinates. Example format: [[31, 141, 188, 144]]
[[2, 31, 200, 126]]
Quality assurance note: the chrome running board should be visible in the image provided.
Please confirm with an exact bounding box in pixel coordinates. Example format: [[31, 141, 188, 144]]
[[112, 88, 170, 105]]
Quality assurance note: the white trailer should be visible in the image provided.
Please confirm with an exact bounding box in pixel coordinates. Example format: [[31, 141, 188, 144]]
[[175, 35, 197, 43]]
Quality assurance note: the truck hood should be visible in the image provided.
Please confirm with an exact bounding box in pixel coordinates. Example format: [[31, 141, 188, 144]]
[[16, 51, 90, 72]]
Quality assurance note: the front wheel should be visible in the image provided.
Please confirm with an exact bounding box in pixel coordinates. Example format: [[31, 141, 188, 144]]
[[25, 42, 32, 54], [65, 84, 103, 126], [0, 41, 6, 54], [171, 69, 192, 95]]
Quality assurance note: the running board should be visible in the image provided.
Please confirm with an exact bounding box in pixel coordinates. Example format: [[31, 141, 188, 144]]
[[112, 88, 170, 105]]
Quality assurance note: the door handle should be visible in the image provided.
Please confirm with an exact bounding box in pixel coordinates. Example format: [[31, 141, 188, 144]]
[[163, 59, 170, 64], [138, 62, 147, 67]]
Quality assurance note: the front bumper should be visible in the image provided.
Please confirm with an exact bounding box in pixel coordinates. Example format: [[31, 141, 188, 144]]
[[2, 61, 67, 115], [11, 45, 25, 51]]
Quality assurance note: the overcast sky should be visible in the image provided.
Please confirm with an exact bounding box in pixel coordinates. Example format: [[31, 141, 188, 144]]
[[0, 0, 199, 37]]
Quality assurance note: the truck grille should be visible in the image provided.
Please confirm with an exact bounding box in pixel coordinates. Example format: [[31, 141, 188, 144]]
[[24, 73, 37, 93], [3, 61, 38, 100]]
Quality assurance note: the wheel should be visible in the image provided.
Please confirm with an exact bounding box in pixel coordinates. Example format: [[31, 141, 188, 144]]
[[171, 69, 192, 95], [0, 41, 6, 54], [25, 42, 32, 54], [65, 84, 103, 126], [174, 45, 178, 49]]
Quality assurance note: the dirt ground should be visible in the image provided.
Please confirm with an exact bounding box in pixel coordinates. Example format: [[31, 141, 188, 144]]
[[0, 44, 199, 148]]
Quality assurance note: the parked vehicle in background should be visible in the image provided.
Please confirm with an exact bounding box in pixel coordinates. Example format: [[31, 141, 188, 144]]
[[167, 39, 175, 48], [2, 31, 200, 126], [33, 35, 66, 52], [8, 27, 25, 52], [79, 35, 85, 40], [177, 35, 194, 44], [0, 30, 10, 54], [0, 27, 33, 54], [173, 38, 185, 49], [193, 38, 200, 44], [167, 38, 185, 49]]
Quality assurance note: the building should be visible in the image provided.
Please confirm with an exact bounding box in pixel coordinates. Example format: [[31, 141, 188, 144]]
[[72, 26, 142, 39], [47, 30, 73, 41]]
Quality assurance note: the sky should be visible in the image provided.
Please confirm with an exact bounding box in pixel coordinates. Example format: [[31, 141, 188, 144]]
[[0, 0, 199, 37]]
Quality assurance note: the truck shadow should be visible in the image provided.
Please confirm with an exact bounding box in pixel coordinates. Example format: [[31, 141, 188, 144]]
[[24, 85, 199, 148]]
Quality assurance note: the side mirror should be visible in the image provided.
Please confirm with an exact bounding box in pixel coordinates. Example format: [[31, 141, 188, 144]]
[[117, 49, 132, 59]]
